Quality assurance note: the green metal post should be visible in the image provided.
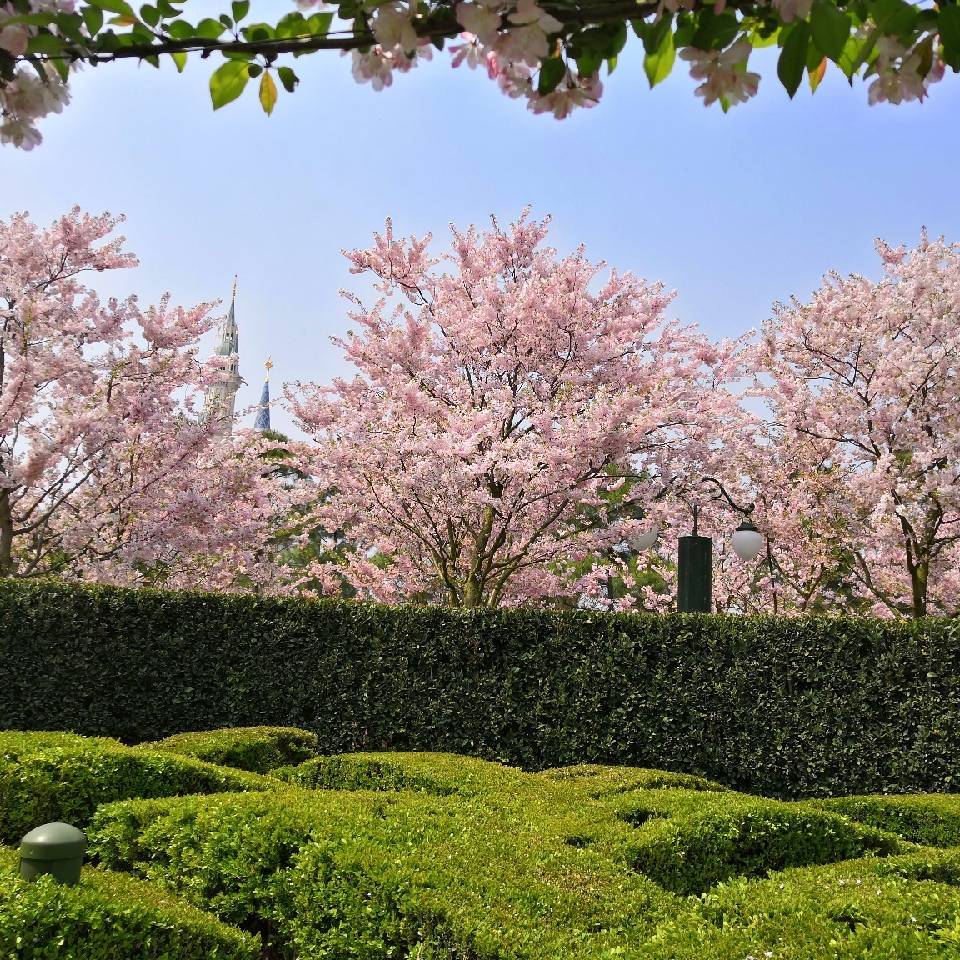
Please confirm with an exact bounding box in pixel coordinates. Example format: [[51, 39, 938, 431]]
[[678, 535, 712, 613]]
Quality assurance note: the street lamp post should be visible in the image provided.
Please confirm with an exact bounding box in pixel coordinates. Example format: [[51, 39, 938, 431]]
[[677, 505, 713, 613], [675, 478, 765, 613]]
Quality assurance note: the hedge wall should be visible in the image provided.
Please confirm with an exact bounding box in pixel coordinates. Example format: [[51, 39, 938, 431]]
[[2, 579, 960, 798]]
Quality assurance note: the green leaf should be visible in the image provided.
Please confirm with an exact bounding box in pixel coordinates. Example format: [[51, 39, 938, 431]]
[[243, 23, 275, 42], [196, 17, 225, 38], [641, 13, 672, 55], [259, 70, 278, 115], [537, 56, 566, 95], [810, 0, 851, 61], [247, 62, 262, 77], [82, 5, 105, 34], [306, 12, 333, 34], [644, 25, 675, 87], [26, 33, 66, 55], [219, 13, 233, 29], [871, 0, 917, 38], [170, 49, 187, 71], [778, 21, 810, 97], [940, 5, 960, 70], [691, 9, 738, 50], [139, 4, 159, 27], [277, 65, 299, 92], [209, 58, 249, 109], [165, 19, 194, 39], [232, 0, 250, 22], [87, 0, 137, 19], [837, 30, 868, 79]]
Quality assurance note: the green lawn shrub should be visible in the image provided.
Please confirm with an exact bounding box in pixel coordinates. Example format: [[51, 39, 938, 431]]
[[0, 847, 258, 959], [0, 733, 271, 842], [639, 854, 960, 959], [274, 750, 531, 795], [535, 763, 727, 795], [0, 731, 124, 756], [814, 794, 960, 847], [139, 725, 319, 773], [88, 784, 679, 958], [4, 578, 960, 797], [86, 751, 921, 958]]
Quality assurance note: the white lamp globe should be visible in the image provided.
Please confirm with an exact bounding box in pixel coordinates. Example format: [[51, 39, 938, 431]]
[[631, 525, 660, 551], [731, 521, 764, 561]]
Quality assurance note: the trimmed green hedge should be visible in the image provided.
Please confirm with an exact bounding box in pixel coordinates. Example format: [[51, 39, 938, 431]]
[[86, 749, 945, 959], [0, 733, 271, 842], [815, 794, 960, 848], [639, 853, 960, 959], [139, 725, 319, 773], [0, 847, 258, 959], [3, 578, 960, 797]]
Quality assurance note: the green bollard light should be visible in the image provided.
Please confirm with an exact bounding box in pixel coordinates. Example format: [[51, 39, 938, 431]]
[[19, 822, 86, 886]]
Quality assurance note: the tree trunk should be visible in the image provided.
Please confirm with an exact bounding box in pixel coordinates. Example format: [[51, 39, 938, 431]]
[[0, 488, 14, 577]]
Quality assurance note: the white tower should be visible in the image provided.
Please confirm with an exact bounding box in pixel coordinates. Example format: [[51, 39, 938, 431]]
[[204, 276, 242, 435]]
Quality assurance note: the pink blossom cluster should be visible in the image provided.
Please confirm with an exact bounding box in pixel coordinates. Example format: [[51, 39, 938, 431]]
[[288, 209, 745, 607], [0, 1, 73, 149], [0, 207, 308, 591], [343, 0, 603, 118]]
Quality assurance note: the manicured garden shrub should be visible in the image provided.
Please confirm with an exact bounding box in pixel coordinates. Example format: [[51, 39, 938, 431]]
[[140, 725, 319, 773], [86, 751, 925, 958], [638, 854, 960, 959], [274, 750, 530, 795], [4, 579, 960, 797], [815, 794, 960, 848], [89, 785, 678, 959], [536, 763, 727, 795], [0, 734, 271, 842], [0, 847, 258, 959], [0, 731, 123, 755], [610, 790, 902, 894]]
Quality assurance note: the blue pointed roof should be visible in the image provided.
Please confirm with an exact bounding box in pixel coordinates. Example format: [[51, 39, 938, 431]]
[[254, 358, 272, 431]]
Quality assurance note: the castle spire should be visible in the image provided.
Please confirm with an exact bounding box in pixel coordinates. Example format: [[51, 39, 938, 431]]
[[203, 276, 242, 435], [253, 357, 272, 431]]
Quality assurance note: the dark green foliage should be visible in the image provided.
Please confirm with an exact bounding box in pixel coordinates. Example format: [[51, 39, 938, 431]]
[[140, 725, 319, 773], [274, 750, 531, 795], [815, 794, 960, 848], [3, 578, 960, 798], [639, 854, 960, 958], [0, 735, 271, 842], [0, 847, 258, 959]]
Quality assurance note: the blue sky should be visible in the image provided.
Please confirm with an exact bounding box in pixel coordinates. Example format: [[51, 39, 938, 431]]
[[2, 10, 959, 434]]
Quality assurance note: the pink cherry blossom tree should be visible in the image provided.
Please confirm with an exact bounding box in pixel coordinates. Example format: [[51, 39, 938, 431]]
[[0, 206, 290, 590], [754, 231, 960, 617], [290, 210, 741, 608]]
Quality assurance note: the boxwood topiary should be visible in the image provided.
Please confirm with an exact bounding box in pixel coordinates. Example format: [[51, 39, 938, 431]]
[[139, 726, 320, 773], [0, 847, 258, 959], [0, 735, 273, 843], [638, 853, 960, 959]]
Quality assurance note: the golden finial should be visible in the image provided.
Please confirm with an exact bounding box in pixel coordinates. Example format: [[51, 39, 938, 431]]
[[264, 356, 273, 381]]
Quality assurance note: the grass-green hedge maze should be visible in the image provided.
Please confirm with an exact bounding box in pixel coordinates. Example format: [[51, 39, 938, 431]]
[[139, 725, 321, 773], [4, 578, 960, 797], [0, 847, 259, 960], [0, 731, 272, 843], [5, 729, 960, 958]]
